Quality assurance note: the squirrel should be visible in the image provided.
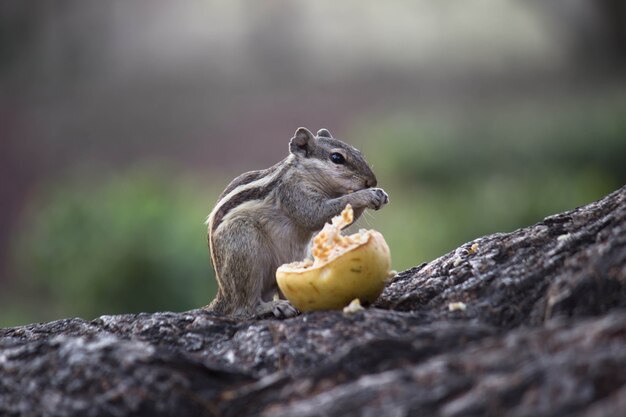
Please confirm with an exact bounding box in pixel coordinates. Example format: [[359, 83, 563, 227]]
[[206, 127, 389, 318]]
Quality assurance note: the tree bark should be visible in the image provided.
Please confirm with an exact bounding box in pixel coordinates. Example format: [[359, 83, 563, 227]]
[[1, 186, 625, 417]]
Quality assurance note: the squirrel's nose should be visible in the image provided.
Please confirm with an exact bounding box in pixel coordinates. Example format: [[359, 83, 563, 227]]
[[365, 177, 377, 188]]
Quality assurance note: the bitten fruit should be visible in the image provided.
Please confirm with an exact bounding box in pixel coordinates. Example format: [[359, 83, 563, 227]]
[[276, 204, 391, 311]]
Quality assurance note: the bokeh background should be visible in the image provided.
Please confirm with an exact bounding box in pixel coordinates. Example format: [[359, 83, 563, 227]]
[[1, 1, 624, 327]]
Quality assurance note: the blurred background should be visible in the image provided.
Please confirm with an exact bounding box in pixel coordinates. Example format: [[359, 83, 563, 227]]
[[1, 0, 624, 327]]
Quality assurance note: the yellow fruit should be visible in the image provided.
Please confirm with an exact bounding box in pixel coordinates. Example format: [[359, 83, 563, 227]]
[[276, 205, 391, 311]]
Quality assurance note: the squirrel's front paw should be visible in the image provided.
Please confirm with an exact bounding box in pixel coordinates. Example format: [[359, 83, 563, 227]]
[[365, 188, 389, 210]]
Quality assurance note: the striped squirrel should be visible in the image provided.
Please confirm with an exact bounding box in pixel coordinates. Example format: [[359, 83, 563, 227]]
[[206, 127, 389, 318]]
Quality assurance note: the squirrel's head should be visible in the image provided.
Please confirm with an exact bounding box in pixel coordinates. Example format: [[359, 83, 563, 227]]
[[289, 127, 377, 195]]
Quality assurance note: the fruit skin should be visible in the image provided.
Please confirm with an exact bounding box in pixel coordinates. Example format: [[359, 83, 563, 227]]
[[276, 231, 391, 312]]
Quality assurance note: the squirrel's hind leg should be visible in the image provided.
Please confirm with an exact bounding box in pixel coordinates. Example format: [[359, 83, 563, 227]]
[[210, 219, 298, 319], [209, 219, 268, 317]]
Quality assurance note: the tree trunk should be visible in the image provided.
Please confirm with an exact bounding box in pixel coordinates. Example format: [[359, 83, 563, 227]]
[[1, 186, 625, 417]]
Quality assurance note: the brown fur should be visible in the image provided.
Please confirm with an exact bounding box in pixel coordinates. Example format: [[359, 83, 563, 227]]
[[206, 127, 388, 318]]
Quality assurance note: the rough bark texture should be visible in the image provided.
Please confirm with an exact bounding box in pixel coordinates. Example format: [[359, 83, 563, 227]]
[[1, 186, 625, 417]]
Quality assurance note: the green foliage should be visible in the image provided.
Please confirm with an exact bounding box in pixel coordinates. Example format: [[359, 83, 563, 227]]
[[353, 101, 625, 270], [4, 167, 217, 325], [2, 98, 624, 328]]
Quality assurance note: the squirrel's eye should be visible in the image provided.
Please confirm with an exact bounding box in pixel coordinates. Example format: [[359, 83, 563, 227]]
[[330, 152, 345, 164]]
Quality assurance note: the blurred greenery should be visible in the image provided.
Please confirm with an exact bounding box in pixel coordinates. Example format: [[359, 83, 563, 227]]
[[354, 99, 625, 270], [1, 167, 217, 327], [2, 99, 625, 328], [1, 1, 625, 331]]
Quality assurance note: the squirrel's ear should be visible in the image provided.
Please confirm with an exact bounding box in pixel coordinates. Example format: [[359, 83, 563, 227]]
[[289, 127, 316, 157], [317, 128, 333, 138]]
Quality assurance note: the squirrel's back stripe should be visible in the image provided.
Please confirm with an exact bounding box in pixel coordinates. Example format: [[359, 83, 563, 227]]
[[207, 156, 294, 233], [215, 169, 269, 203]]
